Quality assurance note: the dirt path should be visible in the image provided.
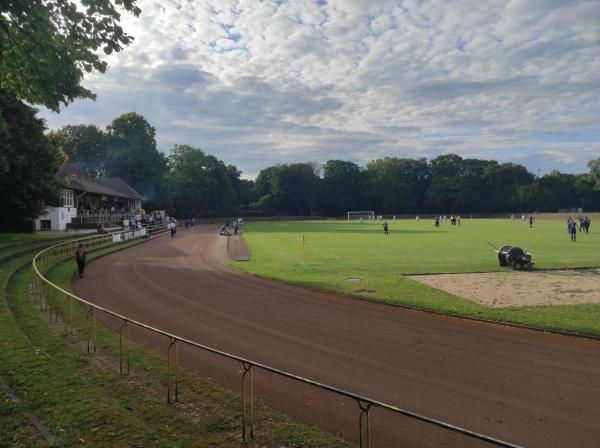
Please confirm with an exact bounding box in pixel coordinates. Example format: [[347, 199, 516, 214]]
[[74, 225, 600, 448]]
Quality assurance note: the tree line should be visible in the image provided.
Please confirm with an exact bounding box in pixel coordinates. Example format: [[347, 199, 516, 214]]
[[57, 114, 600, 217], [2, 1, 600, 230], [252, 156, 600, 216], [4, 100, 600, 230]]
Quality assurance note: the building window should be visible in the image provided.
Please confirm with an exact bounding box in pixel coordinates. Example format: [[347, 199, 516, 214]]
[[63, 189, 74, 207], [40, 220, 51, 230]]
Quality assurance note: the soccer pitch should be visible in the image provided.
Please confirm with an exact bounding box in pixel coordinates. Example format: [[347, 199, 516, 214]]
[[234, 218, 600, 336]]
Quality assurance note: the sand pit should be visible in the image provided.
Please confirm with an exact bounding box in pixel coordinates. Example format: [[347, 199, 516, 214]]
[[410, 269, 600, 308]]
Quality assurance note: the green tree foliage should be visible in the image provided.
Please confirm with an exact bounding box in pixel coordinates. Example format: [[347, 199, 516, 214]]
[[60, 124, 108, 176], [0, 89, 66, 229], [321, 160, 364, 214], [0, 0, 140, 111], [166, 144, 237, 217], [587, 158, 600, 191], [254, 164, 320, 215], [104, 112, 167, 201], [366, 158, 429, 214], [254, 155, 600, 216]]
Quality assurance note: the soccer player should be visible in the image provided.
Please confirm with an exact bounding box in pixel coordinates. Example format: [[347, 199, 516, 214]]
[[383, 221, 389, 235], [569, 220, 577, 242], [585, 216, 591, 233], [529, 215, 534, 229]]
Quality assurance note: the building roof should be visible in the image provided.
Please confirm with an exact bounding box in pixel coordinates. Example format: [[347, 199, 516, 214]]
[[96, 177, 143, 200], [60, 163, 143, 200]]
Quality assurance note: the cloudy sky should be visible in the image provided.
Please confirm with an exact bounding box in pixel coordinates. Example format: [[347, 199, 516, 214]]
[[42, 0, 600, 178]]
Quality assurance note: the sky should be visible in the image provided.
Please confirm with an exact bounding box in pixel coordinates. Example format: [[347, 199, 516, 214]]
[[41, 0, 600, 178]]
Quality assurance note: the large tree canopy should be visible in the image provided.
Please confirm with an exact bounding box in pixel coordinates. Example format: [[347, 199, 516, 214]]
[[0, 89, 65, 229], [104, 112, 167, 201], [0, 0, 140, 111], [60, 124, 108, 176], [166, 144, 237, 217]]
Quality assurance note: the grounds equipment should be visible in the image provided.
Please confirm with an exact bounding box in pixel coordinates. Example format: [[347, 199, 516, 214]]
[[496, 245, 534, 270]]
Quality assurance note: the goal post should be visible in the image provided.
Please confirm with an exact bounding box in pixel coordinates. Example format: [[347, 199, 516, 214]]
[[347, 211, 375, 221]]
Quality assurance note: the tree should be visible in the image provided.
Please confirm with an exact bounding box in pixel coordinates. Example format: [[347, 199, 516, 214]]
[[0, 89, 66, 229], [60, 124, 108, 176], [253, 164, 320, 215], [104, 112, 167, 202], [365, 158, 421, 213], [167, 144, 237, 217], [483, 162, 535, 212], [321, 160, 364, 215], [587, 158, 600, 191], [426, 154, 464, 211], [0, 0, 140, 112]]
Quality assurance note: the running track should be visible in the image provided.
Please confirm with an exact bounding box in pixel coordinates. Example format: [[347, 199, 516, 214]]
[[75, 226, 600, 447]]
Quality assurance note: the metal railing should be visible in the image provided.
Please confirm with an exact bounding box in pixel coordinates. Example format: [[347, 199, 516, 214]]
[[30, 227, 523, 448]]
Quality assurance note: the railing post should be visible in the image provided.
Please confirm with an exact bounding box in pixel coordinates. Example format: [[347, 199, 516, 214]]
[[119, 320, 129, 375], [175, 341, 180, 402], [92, 308, 97, 352], [241, 362, 255, 444], [69, 295, 74, 335], [167, 338, 179, 403], [63, 292, 69, 335], [86, 306, 97, 354], [357, 400, 372, 448]]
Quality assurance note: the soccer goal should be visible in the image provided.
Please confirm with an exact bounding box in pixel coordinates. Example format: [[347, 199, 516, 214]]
[[347, 211, 375, 221]]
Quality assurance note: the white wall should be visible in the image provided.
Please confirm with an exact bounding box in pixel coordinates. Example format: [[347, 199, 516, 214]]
[[34, 206, 78, 231]]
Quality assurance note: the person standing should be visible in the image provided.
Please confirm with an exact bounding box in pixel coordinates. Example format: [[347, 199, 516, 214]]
[[569, 220, 577, 242], [75, 244, 87, 279], [383, 220, 389, 235], [529, 215, 534, 229], [585, 216, 591, 234]]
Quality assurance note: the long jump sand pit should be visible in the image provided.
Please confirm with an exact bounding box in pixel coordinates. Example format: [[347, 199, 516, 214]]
[[411, 269, 600, 307]]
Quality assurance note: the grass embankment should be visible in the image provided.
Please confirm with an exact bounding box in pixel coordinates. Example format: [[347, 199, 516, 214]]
[[234, 220, 600, 337], [1, 236, 350, 447]]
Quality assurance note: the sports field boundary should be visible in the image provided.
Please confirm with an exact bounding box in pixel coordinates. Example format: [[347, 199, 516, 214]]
[[30, 230, 524, 448]]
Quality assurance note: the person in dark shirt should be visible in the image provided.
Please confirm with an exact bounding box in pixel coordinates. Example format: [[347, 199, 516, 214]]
[[383, 221, 389, 235], [569, 220, 577, 242], [75, 244, 87, 278]]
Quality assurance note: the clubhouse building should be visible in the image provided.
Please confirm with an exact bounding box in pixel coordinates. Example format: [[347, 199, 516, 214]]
[[34, 163, 143, 231]]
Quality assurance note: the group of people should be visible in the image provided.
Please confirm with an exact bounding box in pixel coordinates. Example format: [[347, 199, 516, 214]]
[[567, 216, 591, 242], [510, 214, 535, 228], [433, 214, 461, 228], [219, 218, 243, 236], [184, 218, 196, 229], [577, 216, 591, 233]]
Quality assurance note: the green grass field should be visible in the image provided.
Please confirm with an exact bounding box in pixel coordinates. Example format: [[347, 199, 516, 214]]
[[234, 218, 600, 336]]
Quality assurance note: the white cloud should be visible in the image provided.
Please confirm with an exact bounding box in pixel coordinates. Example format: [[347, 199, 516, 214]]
[[42, 0, 600, 177]]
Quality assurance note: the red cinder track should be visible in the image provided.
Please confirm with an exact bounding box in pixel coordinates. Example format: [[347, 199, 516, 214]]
[[74, 225, 600, 447]]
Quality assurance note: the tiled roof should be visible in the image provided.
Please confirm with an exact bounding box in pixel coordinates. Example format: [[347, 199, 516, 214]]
[[60, 163, 142, 200]]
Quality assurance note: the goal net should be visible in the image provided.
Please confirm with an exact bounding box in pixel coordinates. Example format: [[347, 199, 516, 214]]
[[347, 211, 375, 221]]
